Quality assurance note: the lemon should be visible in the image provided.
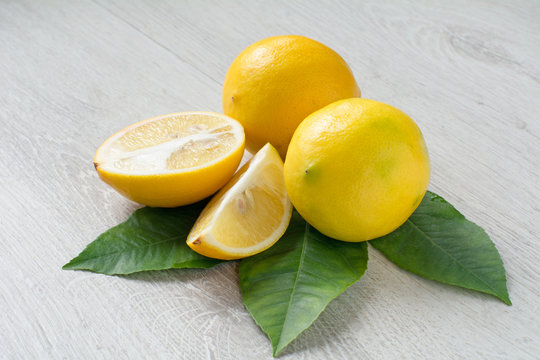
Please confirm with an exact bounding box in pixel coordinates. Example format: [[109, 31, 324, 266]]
[[222, 35, 361, 158], [187, 143, 292, 260], [284, 98, 430, 242], [93, 112, 245, 207]]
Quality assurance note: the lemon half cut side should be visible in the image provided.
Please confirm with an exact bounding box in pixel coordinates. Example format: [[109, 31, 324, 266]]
[[94, 112, 245, 207], [187, 143, 292, 260]]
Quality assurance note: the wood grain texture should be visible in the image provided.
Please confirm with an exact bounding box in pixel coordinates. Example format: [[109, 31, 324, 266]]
[[1, 0, 539, 358]]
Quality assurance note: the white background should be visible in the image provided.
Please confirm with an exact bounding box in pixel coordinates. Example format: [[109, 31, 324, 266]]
[[1, 0, 539, 359]]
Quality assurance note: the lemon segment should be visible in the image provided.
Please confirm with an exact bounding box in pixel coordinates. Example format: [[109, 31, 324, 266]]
[[187, 143, 292, 260], [94, 112, 245, 207]]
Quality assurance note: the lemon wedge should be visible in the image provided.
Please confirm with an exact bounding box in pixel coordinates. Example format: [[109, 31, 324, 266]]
[[187, 143, 292, 260], [93, 112, 245, 207]]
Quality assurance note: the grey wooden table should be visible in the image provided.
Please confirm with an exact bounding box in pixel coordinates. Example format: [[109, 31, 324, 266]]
[[2, 1, 539, 359]]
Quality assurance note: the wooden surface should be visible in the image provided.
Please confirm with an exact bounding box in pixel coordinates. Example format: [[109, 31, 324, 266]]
[[1, 0, 539, 358]]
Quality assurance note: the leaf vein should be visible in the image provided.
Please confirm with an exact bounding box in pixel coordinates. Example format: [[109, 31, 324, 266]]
[[276, 222, 310, 349], [407, 218, 498, 294], [68, 235, 184, 264]]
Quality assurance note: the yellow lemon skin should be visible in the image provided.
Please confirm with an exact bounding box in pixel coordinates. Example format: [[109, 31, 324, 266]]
[[284, 98, 430, 242], [95, 146, 244, 208], [222, 35, 361, 158]]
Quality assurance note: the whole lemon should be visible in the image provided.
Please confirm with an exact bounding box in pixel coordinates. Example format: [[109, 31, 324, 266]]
[[222, 35, 361, 158], [284, 98, 430, 242]]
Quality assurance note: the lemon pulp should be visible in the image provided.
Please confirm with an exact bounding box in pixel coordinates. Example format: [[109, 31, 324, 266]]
[[187, 143, 292, 260]]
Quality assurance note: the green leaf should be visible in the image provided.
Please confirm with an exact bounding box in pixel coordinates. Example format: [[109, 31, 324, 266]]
[[63, 201, 223, 275], [238, 211, 368, 356], [370, 191, 511, 305]]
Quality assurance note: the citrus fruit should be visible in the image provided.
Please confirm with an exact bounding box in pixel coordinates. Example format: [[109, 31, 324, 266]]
[[187, 143, 292, 260], [222, 35, 361, 158], [284, 98, 430, 242], [93, 112, 245, 207]]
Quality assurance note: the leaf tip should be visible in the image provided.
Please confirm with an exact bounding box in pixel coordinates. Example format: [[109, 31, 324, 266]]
[[271, 331, 302, 357], [501, 294, 512, 306], [272, 345, 284, 358], [62, 260, 76, 270]]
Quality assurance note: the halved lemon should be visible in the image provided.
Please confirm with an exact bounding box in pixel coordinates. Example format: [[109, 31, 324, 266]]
[[93, 112, 245, 207], [187, 143, 292, 260]]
